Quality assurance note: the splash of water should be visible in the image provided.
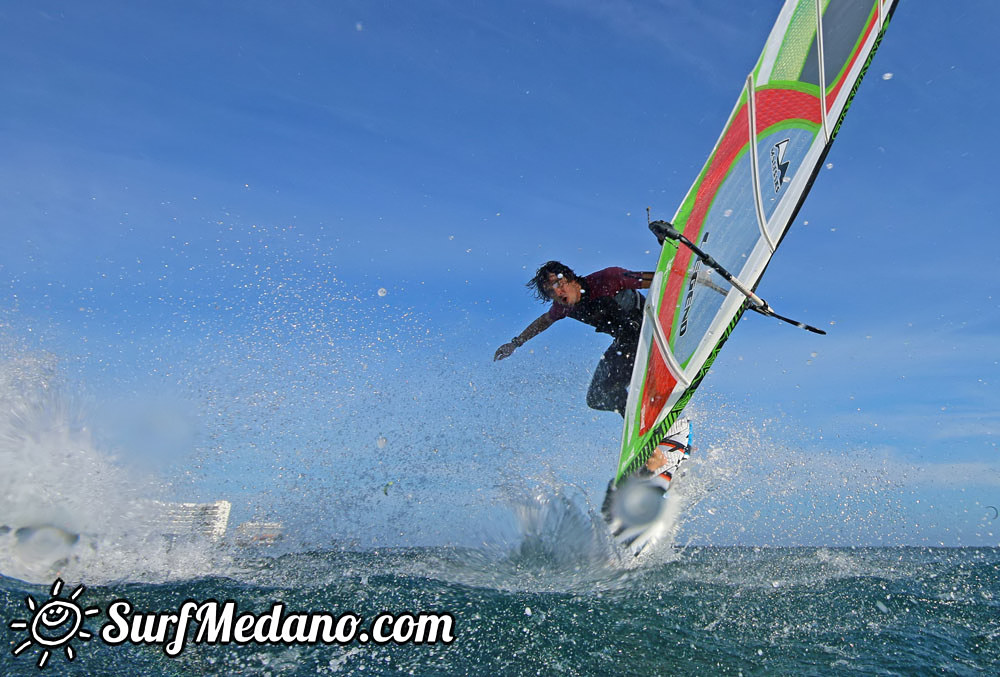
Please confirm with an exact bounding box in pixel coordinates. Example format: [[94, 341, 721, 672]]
[[654, 402, 917, 547], [0, 352, 233, 584]]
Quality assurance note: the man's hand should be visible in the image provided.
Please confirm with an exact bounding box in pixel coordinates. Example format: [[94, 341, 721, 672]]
[[494, 342, 517, 361], [495, 315, 549, 361]]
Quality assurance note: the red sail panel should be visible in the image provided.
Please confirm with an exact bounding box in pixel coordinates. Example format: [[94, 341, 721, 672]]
[[639, 342, 678, 436]]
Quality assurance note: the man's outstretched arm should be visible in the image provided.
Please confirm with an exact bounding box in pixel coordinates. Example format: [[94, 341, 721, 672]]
[[494, 313, 555, 361]]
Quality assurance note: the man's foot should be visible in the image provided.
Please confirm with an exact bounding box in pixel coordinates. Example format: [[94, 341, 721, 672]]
[[643, 416, 692, 488], [647, 445, 688, 488], [637, 463, 668, 490]]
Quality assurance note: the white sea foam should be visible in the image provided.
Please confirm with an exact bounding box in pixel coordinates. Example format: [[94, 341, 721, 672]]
[[0, 352, 232, 584]]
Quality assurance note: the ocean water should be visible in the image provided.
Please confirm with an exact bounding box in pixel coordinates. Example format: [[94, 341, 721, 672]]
[[2, 543, 998, 675]]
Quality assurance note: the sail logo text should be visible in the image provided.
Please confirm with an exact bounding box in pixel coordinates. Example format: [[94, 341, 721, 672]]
[[678, 261, 700, 337], [101, 600, 456, 655], [770, 139, 791, 192]]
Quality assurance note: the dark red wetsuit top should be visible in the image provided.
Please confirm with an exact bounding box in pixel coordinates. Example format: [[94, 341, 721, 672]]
[[547, 267, 645, 342]]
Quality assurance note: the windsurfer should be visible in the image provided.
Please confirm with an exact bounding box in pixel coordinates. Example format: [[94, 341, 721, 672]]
[[494, 261, 683, 474], [493, 261, 651, 418]]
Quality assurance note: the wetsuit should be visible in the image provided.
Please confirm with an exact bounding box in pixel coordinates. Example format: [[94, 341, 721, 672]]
[[547, 267, 645, 415]]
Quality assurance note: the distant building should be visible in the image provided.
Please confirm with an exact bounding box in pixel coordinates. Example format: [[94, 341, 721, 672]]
[[234, 521, 284, 546], [158, 500, 231, 542]]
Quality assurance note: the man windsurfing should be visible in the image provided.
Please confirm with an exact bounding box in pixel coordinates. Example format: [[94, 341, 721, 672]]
[[494, 223, 690, 481], [494, 261, 652, 416]]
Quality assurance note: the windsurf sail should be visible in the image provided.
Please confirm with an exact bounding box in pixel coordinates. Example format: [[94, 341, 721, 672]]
[[615, 0, 899, 482]]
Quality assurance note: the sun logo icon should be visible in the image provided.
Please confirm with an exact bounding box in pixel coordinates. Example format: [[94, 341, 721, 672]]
[[9, 578, 101, 669]]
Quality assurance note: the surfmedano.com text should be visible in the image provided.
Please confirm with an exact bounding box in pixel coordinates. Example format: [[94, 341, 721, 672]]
[[101, 600, 455, 656]]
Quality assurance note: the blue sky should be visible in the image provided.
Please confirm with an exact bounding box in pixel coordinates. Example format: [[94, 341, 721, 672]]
[[1, 1, 998, 548]]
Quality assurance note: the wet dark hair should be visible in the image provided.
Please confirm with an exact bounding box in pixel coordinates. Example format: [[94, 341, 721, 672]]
[[526, 261, 578, 302]]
